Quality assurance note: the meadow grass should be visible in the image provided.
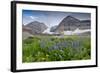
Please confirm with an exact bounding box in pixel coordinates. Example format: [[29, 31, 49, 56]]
[[22, 35, 91, 63]]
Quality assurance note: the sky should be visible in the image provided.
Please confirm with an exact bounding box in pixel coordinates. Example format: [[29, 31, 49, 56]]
[[22, 10, 91, 28]]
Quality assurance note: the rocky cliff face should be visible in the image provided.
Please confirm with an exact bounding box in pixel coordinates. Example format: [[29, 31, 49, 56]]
[[51, 15, 90, 33], [55, 15, 80, 32], [25, 21, 48, 34], [50, 25, 58, 32], [24, 21, 47, 34], [22, 21, 47, 39]]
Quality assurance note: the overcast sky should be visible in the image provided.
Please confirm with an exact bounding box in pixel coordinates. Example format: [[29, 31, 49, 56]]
[[22, 10, 91, 28]]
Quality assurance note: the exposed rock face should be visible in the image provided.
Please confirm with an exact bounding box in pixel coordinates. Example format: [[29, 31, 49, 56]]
[[22, 25, 33, 34], [25, 21, 47, 34], [79, 20, 91, 29], [52, 15, 90, 34], [22, 21, 47, 39], [56, 16, 80, 32], [50, 25, 58, 32]]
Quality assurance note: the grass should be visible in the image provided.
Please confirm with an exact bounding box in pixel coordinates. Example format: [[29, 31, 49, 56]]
[[22, 35, 91, 63]]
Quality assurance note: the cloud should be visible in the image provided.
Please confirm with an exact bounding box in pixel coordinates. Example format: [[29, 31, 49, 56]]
[[30, 16, 38, 19]]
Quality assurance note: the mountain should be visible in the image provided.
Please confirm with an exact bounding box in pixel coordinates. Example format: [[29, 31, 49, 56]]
[[55, 15, 80, 32], [23, 25, 32, 34], [25, 21, 47, 34], [22, 21, 47, 39], [53, 15, 90, 34], [50, 25, 58, 32], [22, 25, 33, 39]]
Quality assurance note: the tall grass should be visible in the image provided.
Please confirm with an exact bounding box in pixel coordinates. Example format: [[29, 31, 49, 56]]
[[22, 35, 91, 63]]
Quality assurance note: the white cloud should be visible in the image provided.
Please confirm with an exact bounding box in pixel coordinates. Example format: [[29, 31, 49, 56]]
[[30, 16, 38, 19]]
